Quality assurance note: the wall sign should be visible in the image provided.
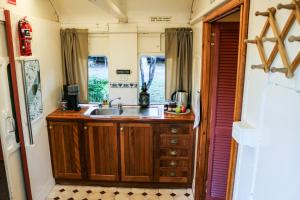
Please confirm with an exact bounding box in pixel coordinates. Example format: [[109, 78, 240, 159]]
[[8, 0, 16, 5]]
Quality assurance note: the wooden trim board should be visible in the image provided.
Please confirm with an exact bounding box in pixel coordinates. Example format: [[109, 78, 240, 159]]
[[194, 0, 250, 200], [4, 9, 33, 200]]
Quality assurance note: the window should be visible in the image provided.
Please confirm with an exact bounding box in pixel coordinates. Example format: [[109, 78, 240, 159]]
[[88, 56, 109, 103], [139, 56, 165, 104]]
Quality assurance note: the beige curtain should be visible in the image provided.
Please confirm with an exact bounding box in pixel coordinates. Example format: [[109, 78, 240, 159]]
[[165, 28, 193, 105], [61, 29, 88, 103]]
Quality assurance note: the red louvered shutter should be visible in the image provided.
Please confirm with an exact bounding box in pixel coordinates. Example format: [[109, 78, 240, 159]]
[[206, 22, 240, 200]]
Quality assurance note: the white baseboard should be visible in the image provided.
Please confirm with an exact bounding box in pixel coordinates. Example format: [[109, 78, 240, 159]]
[[33, 178, 55, 200]]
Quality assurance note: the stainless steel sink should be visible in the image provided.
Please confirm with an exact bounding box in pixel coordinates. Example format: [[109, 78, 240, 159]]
[[85, 106, 161, 118], [90, 108, 122, 116]]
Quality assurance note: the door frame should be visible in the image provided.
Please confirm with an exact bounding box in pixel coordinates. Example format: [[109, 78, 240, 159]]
[[194, 0, 250, 200]]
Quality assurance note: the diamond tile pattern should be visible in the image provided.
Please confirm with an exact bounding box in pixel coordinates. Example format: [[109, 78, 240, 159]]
[[48, 185, 194, 200]]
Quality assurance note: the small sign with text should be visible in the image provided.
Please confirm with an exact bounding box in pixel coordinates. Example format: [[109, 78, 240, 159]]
[[8, 0, 16, 5]]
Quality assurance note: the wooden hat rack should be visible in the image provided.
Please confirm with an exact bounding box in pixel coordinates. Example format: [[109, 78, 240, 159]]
[[245, 0, 300, 78]]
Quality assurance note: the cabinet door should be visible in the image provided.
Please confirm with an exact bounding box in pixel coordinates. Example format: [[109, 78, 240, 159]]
[[48, 121, 82, 179], [120, 123, 153, 182], [84, 122, 119, 181]]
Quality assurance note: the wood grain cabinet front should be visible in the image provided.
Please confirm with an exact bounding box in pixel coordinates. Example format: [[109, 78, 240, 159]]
[[120, 123, 154, 182], [156, 124, 194, 184], [48, 121, 82, 180], [47, 119, 195, 186], [84, 122, 119, 181]]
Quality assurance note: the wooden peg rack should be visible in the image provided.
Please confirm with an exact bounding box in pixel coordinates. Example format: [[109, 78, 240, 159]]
[[245, 0, 300, 78]]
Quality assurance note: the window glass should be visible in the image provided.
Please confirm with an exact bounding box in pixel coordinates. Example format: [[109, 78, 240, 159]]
[[140, 56, 165, 104], [88, 56, 109, 103]]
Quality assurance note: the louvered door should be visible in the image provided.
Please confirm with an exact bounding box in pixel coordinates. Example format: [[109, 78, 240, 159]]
[[206, 22, 240, 200]]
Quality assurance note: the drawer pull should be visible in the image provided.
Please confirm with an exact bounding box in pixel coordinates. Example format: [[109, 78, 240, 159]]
[[171, 128, 178, 134], [170, 161, 177, 167], [170, 138, 178, 145], [170, 150, 178, 156], [49, 126, 53, 129], [120, 127, 124, 132], [170, 172, 176, 177], [84, 126, 88, 130]]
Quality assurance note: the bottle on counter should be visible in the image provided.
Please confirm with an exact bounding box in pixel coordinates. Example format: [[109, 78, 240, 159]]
[[139, 83, 150, 108]]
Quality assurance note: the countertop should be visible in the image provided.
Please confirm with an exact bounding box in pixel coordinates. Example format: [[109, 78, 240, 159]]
[[46, 105, 195, 123]]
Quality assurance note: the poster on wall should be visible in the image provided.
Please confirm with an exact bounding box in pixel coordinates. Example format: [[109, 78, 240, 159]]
[[7, 0, 16, 5], [22, 59, 43, 144]]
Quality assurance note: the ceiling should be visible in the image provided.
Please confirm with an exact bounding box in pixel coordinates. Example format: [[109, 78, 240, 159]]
[[51, 0, 194, 25]]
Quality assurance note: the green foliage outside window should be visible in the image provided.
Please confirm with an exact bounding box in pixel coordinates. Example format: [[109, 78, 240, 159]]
[[88, 78, 109, 103]]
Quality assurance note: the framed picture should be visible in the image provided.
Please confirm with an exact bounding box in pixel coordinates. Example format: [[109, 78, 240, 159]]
[[22, 59, 43, 144]]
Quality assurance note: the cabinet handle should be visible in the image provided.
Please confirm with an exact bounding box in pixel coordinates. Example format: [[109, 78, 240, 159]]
[[170, 138, 178, 145], [120, 127, 124, 132], [84, 126, 87, 130], [170, 172, 176, 177], [170, 150, 178, 156], [170, 161, 177, 167], [49, 126, 53, 129], [171, 128, 178, 134]]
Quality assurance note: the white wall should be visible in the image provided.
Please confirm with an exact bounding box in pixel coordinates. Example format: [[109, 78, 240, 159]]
[[84, 23, 168, 104], [191, 0, 300, 199], [0, 22, 27, 200], [0, 1, 62, 200]]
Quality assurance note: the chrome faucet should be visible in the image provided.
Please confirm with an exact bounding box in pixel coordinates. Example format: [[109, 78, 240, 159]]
[[109, 97, 121, 107]]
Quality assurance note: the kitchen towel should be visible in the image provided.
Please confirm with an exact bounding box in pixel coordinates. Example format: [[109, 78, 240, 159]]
[[193, 91, 201, 129]]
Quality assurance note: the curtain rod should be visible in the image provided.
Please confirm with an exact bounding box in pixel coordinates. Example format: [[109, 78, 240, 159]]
[[88, 32, 167, 35]]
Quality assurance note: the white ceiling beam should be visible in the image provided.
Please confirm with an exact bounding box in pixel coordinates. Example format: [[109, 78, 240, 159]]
[[88, 0, 128, 23]]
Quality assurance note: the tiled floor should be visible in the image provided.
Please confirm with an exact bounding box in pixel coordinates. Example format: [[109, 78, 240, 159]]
[[48, 185, 194, 200]]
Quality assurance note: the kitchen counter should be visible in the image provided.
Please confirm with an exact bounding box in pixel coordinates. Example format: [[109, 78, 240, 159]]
[[46, 105, 195, 187], [46, 105, 195, 123]]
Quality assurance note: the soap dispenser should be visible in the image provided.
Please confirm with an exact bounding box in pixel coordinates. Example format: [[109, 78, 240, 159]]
[[139, 83, 150, 108]]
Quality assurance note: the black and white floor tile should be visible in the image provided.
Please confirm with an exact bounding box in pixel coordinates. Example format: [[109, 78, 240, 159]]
[[48, 185, 194, 200]]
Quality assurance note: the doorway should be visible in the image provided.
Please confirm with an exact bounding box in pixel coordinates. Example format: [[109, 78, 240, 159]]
[[194, 1, 250, 200], [206, 19, 240, 200], [0, 138, 9, 199]]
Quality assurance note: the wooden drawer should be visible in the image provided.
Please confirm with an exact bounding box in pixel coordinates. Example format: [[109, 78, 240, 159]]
[[159, 124, 191, 135], [160, 148, 189, 158], [160, 159, 188, 168], [160, 135, 191, 147], [159, 168, 188, 183]]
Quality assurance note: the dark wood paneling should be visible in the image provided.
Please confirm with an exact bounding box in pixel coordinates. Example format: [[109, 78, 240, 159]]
[[120, 123, 154, 182], [84, 122, 119, 181], [48, 121, 82, 179]]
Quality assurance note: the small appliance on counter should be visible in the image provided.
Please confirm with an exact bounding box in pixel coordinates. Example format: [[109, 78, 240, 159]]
[[139, 83, 150, 108], [63, 84, 81, 111], [171, 90, 189, 107]]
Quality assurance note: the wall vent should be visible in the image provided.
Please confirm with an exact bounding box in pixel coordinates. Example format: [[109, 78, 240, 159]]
[[150, 16, 172, 23]]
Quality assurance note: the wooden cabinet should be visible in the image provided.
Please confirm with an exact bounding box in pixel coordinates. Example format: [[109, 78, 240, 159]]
[[84, 122, 119, 181], [156, 124, 194, 184], [120, 123, 154, 182], [48, 121, 82, 179], [47, 118, 195, 186]]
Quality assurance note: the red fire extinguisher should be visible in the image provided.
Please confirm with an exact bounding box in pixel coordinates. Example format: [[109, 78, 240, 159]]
[[18, 17, 32, 56]]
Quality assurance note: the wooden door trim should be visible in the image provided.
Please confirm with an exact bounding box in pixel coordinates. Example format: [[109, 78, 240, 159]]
[[194, 1, 250, 200], [4, 9, 33, 200]]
